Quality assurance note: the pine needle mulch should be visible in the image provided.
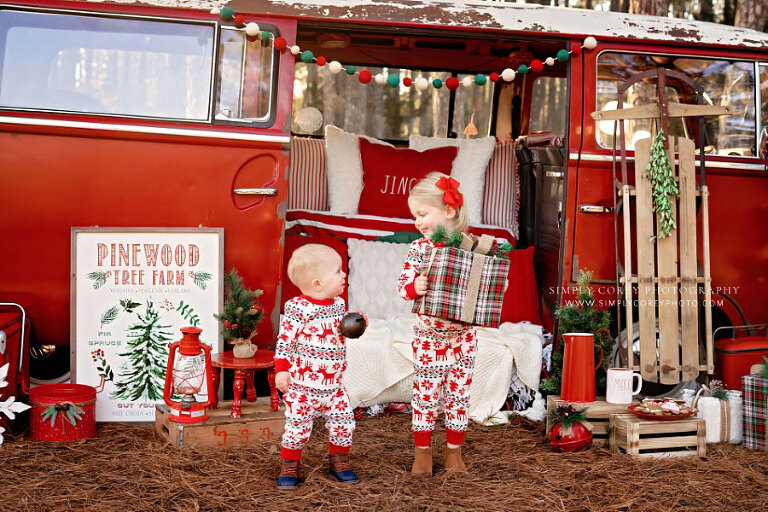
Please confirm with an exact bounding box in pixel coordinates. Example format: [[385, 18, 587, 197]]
[[2, 414, 767, 512]]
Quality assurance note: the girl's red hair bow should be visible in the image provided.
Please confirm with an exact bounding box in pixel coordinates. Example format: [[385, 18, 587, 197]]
[[436, 176, 463, 210]]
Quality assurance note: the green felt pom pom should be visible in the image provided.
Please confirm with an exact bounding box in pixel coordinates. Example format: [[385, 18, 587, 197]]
[[474, 74, 487, 85], [346, 65, 356, 75], [300, 50, 314, 63], [517, 64, 529, 75], [432, 78, 443, 89], [387, 74, 399, 87], [261, 31, 272, 41], [557, 49, 570, 62], [219, 6, 234, 21]]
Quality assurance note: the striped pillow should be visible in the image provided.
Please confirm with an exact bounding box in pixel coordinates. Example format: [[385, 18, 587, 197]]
[[288, 137, 328, 210], [482, 139, 519, 239]]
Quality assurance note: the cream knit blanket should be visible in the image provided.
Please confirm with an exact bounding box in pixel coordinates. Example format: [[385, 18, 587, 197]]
[[343, 315, 544, 425]]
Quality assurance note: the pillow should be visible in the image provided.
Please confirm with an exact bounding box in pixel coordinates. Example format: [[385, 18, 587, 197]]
[[483, 139, 520, 237], [346, 238, 414, 320], [281, 235, 349, 311], [357, 138, 458, 218], [500, 246, 541, 324], [408, 134, 495, 225], [373, 232, 422, 244], [325, 125, 393, 214], [288, 137, 328, 211]]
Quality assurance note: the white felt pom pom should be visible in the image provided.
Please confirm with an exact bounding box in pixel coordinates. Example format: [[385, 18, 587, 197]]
[[290, 45, 301, 55], [375, 73, 386, 85], [210, 8, 220, 15], [461, 76, 472, 88], [245, 23, 260, 37], [583, 36, 597, 50], [328, 61, 343, 74], [501, 68, 516, 82], [545, 57, 555, 66], [414, 77, 429, 91]]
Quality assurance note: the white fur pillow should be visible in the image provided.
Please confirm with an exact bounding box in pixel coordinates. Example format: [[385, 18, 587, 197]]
[[347, 238, 414, 320], [408, 134, 495, 225], [325, 125, 393, 214]]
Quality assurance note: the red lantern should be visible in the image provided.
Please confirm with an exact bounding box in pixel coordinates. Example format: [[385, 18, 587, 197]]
[[550, 421, 593, 452], [163, 327, 215, 423]]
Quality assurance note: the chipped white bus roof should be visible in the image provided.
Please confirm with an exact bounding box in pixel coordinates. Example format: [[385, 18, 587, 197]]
[[104, 0, 768, 50]]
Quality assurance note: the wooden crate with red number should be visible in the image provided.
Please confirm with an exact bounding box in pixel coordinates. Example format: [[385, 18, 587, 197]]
[[155, 400, 284, 449]]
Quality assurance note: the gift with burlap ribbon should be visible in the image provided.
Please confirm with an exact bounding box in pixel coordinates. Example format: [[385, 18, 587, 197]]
[[415, 233, 509, 327]]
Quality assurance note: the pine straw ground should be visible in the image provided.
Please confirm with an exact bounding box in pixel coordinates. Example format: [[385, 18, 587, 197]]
[[1, 414, 767, 512]]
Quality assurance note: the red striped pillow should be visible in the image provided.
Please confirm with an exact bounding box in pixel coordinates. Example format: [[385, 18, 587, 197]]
[[288, 137, 329, 210], [482, 139, 519, 239]]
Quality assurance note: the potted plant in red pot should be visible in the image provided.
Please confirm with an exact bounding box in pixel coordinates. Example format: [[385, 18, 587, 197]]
[[214, 269, 263, 358]]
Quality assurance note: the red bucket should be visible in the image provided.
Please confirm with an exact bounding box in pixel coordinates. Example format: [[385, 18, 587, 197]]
[[29, 384, 97, 442]]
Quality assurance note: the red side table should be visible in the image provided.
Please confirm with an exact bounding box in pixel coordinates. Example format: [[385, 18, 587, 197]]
[[211, 350, 280, 419]]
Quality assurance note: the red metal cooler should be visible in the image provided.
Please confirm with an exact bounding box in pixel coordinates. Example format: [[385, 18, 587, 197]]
[[0, 303, 30, 433], [714, 325, 768, 391]]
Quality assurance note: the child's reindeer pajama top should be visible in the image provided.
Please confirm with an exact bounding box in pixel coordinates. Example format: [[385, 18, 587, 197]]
[[397, 237, 478, 447], [274, 295, 355, 460]]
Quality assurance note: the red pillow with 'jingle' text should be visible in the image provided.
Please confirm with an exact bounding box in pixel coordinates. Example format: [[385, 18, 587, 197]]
[[357, 138, 458, 218]]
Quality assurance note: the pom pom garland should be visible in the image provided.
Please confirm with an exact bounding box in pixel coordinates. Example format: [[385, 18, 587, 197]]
[[209, 7, 598, 90]]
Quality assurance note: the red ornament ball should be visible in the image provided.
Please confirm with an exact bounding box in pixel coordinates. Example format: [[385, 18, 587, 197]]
[[489, 72, 499, 82], [530, 60, 543, 73], [316, 56, 327, 66], [359, 70, 372, 84], [550, 422, 593, 452], [571, 45, 582, 55], [446, 76, 459, 90], [403, 77, 412, 87], [233, 15, 245, 26], [274, 36, 288, 52]]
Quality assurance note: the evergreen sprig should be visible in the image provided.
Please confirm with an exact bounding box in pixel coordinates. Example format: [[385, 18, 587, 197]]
[[214, 269, 263, 342], [431, 225, 464, 248], [759, 356, 768, 379], [646, 129, 679, 242], [548, 404, 589, 430]]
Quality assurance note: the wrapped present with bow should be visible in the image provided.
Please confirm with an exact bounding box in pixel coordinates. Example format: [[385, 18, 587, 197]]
[[690, 381, 743, 444], [413, 229, 510, 327], [742, 357, 768, 451]]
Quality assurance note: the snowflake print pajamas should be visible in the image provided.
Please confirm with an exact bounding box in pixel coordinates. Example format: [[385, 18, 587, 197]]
[[398, 237, 478, 447], [275, 296, 355, 460]]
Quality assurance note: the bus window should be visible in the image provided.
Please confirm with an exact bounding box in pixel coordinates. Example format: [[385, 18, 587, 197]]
[[451, 74, 494, 138], [529, 76, 567, 136], [758, 63, 768, 159], [597, 52, 757, 157], [215, 26, 276, 123], [292, 63, 452, 140], [0, 9, 214, 120]]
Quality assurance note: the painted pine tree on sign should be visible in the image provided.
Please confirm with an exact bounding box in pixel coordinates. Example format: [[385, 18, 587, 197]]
[[110, 300, 172, 401]]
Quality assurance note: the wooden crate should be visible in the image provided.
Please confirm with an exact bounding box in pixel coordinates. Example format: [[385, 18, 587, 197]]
[[609, 413, 706, 458], [546, 395, 636, 447], [155, 400, 284, 449]]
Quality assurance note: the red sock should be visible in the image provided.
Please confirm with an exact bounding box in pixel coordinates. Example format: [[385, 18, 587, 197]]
[[281, 447, 303, 460], [329, 443, 350, 454], [413, 430, 433, 448], [446, 429, 465, 446]]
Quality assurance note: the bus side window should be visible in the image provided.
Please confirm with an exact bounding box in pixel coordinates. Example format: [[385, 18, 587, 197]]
[[759, 63, 768, 159], [529, 76, 567, 138], [215, 26, 276, 124]]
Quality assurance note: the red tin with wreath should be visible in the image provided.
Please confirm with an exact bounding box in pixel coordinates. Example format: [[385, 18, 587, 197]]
[[549, 405, 593, 452]]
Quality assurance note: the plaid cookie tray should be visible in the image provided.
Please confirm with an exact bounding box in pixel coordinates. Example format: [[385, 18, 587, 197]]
[[413, 234, 510, 327], [743, 373, 768, 451]]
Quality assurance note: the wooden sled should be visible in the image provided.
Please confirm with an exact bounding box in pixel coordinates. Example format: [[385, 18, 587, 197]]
[[591, 68, 733, 384]]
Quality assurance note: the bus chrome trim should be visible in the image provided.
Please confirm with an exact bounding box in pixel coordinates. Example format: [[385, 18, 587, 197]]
[[0, 116, 291, 144], [572, 153, 766, 171]]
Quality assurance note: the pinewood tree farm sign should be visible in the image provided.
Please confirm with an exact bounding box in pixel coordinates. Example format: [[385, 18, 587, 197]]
[[71, 227, 223, 422]]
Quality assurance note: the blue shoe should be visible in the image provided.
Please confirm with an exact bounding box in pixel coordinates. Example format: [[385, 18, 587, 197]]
[[277, 459, 299, 489], [329, 453, 359, 483]]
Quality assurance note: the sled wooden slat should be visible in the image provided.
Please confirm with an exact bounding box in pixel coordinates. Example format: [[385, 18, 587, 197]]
[[633, 137, 657, 381], [678, 137, 699, 381], [591, 103, 731, 121], [656, 137, 681, 385], [702, 185, 714, 373], [622, 183, 634, 371]]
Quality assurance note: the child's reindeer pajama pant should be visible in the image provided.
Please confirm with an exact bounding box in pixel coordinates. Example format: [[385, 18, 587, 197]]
[[411, 315, 478, 447]]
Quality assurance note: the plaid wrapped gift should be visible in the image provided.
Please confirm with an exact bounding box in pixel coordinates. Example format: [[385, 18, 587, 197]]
[[413, 234, 509, 327], [742, 373, 768, 450]]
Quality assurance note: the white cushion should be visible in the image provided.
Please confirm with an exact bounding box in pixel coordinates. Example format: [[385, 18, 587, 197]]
[[408, 134, 495, 225], [346, 238, 414, 320], [324, 125, 392, 214]]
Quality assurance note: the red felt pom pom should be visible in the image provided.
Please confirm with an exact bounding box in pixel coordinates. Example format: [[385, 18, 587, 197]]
[[571, 45, 582, 55], [446, 76, 459, 90], [316, 56, 326, 66], [233, 14, 245, 26], [489, 72, 499, 82], [403, 77, 412, 87], [359, 70, 372, 84], [530, 60, 543, 73], [274, 36, 288, 52]]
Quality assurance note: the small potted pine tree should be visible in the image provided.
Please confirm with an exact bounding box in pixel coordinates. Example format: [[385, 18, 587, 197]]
[[214, 269, 263, 358]]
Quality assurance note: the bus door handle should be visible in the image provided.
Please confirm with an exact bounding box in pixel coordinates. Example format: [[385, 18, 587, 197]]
[[234, 188, 278, 196], [579, 204, 614, 214]]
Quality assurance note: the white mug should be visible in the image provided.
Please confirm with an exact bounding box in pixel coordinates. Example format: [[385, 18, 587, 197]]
[[606, 368, 642, 404]]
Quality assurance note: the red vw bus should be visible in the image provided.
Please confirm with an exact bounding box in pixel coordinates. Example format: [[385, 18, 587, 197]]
[[1, 0, 767, 385]]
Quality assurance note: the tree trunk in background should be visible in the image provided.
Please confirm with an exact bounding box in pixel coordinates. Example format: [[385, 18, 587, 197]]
[[723, 0, 735, 26], [629, 0, 668, 16], [734, 0, 767, 31], [698, 0, 714, 23]]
